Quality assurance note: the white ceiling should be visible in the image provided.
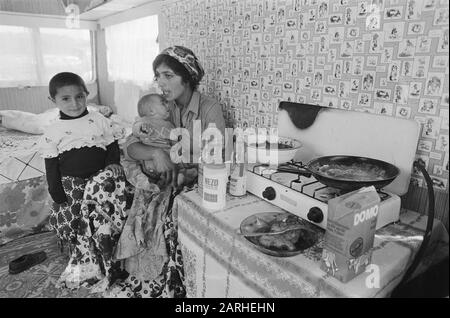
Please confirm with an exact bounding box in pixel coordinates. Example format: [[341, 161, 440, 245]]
[[0, 0, 66, 15], [0, 0, 165, 21], [79, 0, 163, 20]]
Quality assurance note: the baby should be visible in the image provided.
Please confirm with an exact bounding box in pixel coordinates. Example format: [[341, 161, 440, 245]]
[[132, 93, 175, 178]]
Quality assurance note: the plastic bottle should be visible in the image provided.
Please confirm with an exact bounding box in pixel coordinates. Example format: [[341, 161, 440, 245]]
[[202, 163, 228, 210], [229, 163, 247, 196]]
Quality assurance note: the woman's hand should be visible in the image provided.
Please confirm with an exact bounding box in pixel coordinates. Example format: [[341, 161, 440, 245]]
[[127, 141, 177, 186], [151, 148, 178, 187], [106, 163, 124, 177], [176, 167, 198, 188]]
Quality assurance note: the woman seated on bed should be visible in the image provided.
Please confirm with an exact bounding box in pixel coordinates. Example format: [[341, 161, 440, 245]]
[[106, 46, 226, 298]]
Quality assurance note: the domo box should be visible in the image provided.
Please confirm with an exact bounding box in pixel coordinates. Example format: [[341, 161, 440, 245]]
[[321, 186, 381, 283]]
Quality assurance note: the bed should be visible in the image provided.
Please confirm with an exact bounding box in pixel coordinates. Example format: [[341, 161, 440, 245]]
[[0, 126, 50, 246]]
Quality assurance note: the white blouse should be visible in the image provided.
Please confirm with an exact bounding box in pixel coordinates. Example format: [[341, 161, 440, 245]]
[[40, 111, 116, 159]]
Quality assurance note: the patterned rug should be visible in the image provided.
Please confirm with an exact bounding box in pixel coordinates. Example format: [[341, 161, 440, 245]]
[[0, 231, 101, 298]]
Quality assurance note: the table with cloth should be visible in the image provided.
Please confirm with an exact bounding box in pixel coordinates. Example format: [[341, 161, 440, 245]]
[[173, 190, 449, 298]]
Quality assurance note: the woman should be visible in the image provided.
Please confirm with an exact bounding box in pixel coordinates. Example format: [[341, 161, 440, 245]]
[[107, 46, 226, 298], [126, 46, 226, 186]]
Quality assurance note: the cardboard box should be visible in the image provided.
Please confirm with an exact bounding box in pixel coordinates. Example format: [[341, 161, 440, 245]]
[[321, 186, 381, 283]]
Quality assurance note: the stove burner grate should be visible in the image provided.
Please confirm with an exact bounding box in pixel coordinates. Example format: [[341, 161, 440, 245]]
[[249, 160, 390, 203]]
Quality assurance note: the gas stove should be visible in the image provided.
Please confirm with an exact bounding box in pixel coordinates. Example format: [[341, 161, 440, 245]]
[[244, 101, 420, 230], [246, 161, 401, 230]]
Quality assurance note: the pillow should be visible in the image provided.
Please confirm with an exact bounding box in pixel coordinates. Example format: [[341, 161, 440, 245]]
[[0, 109, 58, 134], [0, 105, 114, 134]]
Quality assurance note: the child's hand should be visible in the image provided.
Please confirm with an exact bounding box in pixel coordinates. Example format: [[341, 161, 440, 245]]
[[140, 122, 153, 135], [106, 163, 124, 177]]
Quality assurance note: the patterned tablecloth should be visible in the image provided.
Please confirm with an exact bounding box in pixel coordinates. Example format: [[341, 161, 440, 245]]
[[174, 190, 449, 298]]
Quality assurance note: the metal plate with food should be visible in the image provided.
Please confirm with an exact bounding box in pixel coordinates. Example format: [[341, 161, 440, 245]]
[[239, 212, 321, 257], [246, 136, 302, 164]]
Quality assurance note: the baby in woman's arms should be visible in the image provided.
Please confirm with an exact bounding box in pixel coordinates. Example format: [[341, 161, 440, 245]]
[[132, 93, 175, 178]]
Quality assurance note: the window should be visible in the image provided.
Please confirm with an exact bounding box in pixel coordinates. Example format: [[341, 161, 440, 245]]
[[0, 26, 37, 85], [40, 28, 93, 84], [105, 15, 159, 87], [0, 25, 94, 87]]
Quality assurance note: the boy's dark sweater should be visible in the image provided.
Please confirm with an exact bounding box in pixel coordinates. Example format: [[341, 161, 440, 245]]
[[45, 109, 120, 204]]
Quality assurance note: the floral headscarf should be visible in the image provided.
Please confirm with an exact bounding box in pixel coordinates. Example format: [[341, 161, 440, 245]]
[[159, 46, 205, 83]]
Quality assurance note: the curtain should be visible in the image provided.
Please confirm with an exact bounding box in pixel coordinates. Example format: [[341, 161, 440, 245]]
[[105, 15, 159, 88]]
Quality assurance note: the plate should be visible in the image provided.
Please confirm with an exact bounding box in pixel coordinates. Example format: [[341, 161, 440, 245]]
[[246, 137, 302, 164], [239, 212, 321, 257]]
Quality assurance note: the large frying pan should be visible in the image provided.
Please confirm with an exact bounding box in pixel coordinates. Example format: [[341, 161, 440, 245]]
[[305, 155, 400, 191]]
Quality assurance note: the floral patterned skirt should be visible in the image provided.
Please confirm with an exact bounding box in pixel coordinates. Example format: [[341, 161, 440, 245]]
[[48, 170, 131, 290]]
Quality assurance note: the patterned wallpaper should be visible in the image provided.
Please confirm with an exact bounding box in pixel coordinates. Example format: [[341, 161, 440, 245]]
[[160, 0, 449, 192]]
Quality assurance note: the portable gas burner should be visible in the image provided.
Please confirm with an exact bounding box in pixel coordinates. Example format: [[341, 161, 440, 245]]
[[246, 161, 401, 230], [246, 102, 421, 231]]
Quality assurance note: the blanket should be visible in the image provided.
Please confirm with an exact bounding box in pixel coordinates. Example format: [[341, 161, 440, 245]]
[[0, 176, 51, 246]]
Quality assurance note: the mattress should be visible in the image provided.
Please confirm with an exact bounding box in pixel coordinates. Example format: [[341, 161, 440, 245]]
[[0, 127, 44, 185]]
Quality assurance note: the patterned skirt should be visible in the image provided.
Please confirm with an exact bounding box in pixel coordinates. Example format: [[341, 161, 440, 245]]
[[48, 170, 132, 290]]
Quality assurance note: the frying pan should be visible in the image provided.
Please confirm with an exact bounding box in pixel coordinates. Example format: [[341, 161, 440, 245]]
[[304, 155, 400, 191]]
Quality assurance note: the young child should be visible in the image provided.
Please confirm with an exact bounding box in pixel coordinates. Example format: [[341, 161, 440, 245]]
[[41, 72, 123, 205], [40, 72, 126, 288], [132, 93, 175, 178], [133, 93, 174, 147]]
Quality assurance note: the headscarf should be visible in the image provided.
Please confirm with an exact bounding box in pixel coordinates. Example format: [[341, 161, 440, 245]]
[[159, 46, 205, 83]]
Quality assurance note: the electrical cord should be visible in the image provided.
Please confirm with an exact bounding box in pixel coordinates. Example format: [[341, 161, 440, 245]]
[[396, 160, 435, 288]]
